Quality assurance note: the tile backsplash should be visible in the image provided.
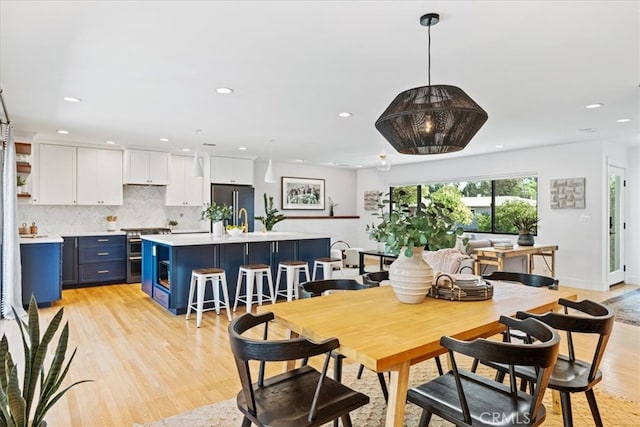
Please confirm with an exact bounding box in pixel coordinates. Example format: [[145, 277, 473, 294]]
[[18, 185, 207, 234]]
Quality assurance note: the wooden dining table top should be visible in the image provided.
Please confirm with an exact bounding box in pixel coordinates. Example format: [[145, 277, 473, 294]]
[[261, 282, 576, 372], [260, 282, 577, 427]]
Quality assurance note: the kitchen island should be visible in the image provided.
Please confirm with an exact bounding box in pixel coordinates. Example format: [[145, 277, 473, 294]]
[[20, 235, 63, 307], [141, 232, 331, 314]]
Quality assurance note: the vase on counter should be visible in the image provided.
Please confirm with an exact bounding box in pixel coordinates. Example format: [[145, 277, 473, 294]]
[[107, 221, 116, 231], [388, 246, 433, 304], [212, 221, 224, 237]]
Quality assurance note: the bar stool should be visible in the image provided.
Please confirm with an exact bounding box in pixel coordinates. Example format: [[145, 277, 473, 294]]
[[186, 268, 232, 327], [275, 261, 310, 302], [312, 257, 343, 280], [233, 264, 276, 314]]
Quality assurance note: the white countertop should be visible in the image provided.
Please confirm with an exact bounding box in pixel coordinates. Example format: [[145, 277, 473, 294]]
[[60, 231, 127, 237], [20, 235, 63, 244], [142, 231, 331, 246]]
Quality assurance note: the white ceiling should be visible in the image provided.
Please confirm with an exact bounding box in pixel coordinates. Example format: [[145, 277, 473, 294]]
[[1, 1, 638, 169]]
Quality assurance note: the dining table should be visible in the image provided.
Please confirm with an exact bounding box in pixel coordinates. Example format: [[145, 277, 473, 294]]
[[259, 282, 577, 427]]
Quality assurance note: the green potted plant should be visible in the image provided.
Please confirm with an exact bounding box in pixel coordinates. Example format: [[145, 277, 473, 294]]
[[0, 296, 91, 426], [255, 193, 285, 232], [167, 219, 178, 231], [513, 213, 539, 246], [16, 175, 27, 194], [201, 202, 232, 237]]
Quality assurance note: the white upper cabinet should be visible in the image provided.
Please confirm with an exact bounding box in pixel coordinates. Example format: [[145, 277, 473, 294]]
[[35, 144, 77, 205], [165, 155, 204, 206], [77, 148, 123, 205], [124, 150, 169, 185], [210, 157, 254, 185]]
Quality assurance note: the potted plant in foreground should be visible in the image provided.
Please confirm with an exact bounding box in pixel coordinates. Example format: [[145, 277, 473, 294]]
[[201, 202, 233, 237], [0, 296, 91, 426], [255, 193, 285, 232]]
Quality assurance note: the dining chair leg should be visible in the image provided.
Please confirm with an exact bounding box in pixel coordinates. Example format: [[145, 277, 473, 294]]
[[560, 392, 574, 427], [241, 416, 251, 427], [340, 414, 353, 427], [434, 356, 444, 375], [470, 357, 479, 373], [377, 373, 389, 403], [356, 364, 365, 379], [585, 389, 604, 427], [418, 409, 432, 427]]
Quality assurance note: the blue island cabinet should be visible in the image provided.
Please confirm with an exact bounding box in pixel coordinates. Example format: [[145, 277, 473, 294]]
[[20, 242, 62, 307], [141, 236, 330, 315]]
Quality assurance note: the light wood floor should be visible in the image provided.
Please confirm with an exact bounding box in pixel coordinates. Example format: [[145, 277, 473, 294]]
[[0, 280, 638, 426]]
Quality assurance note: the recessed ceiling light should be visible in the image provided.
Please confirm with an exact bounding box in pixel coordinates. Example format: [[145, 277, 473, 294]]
[[495, 144, 504, 149], [182, 148, 190, 152], [579, 128, 597, 133], [216, 87, 234, 94], [63, 96, 82, 103], [238, 147, 247, 151], [354, 165, 364, 168], [338, 112, 352, 118], [56, 129, 69, 134], [160, 138, 169, 142], [105, 140, 116, 145], [617, 118, 631, 123], [293, 159, 304, 163], [585, 103, 604, 109]]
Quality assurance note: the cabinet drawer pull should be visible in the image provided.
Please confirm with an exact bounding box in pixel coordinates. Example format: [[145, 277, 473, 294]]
[[97, 270, 109, 274], [97, 239, 109, 242], [97, 252, 109, 256]]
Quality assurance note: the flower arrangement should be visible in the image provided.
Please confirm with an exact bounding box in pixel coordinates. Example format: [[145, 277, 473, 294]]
[[201, 202, 232, 222], [255, 193, 286, 231], [328, 197, 338, 216]]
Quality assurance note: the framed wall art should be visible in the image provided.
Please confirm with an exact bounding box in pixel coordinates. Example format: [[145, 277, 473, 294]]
[[281, 177, 325, 210], [550, 177, 586, 209]]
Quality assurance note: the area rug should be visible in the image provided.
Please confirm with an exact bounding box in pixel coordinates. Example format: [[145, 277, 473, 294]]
[[602, 288, 640, 326], [136, 361, 640, 427]]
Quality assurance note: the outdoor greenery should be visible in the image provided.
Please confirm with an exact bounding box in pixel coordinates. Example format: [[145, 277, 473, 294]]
[[476, 200, 538, 233], [255, 193, 285, 231], [0, 296, 91, 427], [393, 176, 538, 235], [201, 202, 233, 222]]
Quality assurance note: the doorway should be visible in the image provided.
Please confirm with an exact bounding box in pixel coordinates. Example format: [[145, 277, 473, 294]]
[[607, 164, 626, 286]]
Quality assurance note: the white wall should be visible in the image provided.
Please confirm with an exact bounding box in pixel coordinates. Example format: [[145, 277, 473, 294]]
[[251, 160, 360, 246], [625, 146, 640, 285], [356, 140, 636, 290]]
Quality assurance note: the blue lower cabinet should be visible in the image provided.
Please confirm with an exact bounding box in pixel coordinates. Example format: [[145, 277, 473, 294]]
[[141, 238, 330, 315], [20, 242, 62, 307]]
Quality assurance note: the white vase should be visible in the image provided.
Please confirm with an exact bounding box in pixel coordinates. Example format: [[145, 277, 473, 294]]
[[212, 221, 224, 237], [388, 246, 433, 304], [376, 241, 386, 252]]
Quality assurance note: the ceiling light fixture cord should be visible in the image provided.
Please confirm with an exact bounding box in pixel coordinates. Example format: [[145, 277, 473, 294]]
[[427, 18, 432, 86]]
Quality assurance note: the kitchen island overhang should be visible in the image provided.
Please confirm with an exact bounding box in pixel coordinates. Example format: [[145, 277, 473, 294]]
[[141, 232, 331, 314]]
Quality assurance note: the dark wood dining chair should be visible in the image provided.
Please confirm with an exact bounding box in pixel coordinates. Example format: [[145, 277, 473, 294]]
[[504, 299, 614, 427], [299, 279, 390, 408], [407, 315, 560, 427], [228, 312, 369, 427], [482, 271, 559, 289], [361, 270, 389, 285]]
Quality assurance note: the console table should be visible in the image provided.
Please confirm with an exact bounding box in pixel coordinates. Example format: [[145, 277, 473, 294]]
[[472, 244, 558, 276]]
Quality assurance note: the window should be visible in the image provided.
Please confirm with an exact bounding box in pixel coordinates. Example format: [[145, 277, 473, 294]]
[[390, 176, 538, 235]]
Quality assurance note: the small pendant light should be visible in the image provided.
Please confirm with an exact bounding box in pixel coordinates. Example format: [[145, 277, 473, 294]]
[[190, 129, 204, 177], [264, 139, 276, 183]]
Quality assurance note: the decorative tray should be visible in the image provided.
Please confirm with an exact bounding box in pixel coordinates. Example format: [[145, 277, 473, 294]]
[[428, 274, 494, 301]]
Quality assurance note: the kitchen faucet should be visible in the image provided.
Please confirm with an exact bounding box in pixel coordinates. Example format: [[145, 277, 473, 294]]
[[238, 208, 248, 233]]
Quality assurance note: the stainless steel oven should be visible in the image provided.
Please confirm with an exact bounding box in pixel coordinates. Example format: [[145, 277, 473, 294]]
[[122, 228, 170, 283]]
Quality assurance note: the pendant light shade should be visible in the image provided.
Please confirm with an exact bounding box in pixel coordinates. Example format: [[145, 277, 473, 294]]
[[376, 154, 391, 171], [375, 13, 487, 155], [264, 159, 276, 183], [190, 128, 204, 177], [190, 150, 203, 177]]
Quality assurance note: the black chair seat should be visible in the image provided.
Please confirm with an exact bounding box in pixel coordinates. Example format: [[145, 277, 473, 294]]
[[361, 271, 389, 285], [408, 369, 546, 427], [301, 279, 375, 297], [236, 365, 369, 427]]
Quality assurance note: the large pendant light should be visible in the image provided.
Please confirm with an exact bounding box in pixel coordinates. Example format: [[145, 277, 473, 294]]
[[190, 129, 204, 177], [375, 13, 488, 155]]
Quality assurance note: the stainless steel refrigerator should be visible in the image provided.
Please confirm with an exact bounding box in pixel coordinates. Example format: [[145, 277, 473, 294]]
[[210, 184, 255, 232]]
